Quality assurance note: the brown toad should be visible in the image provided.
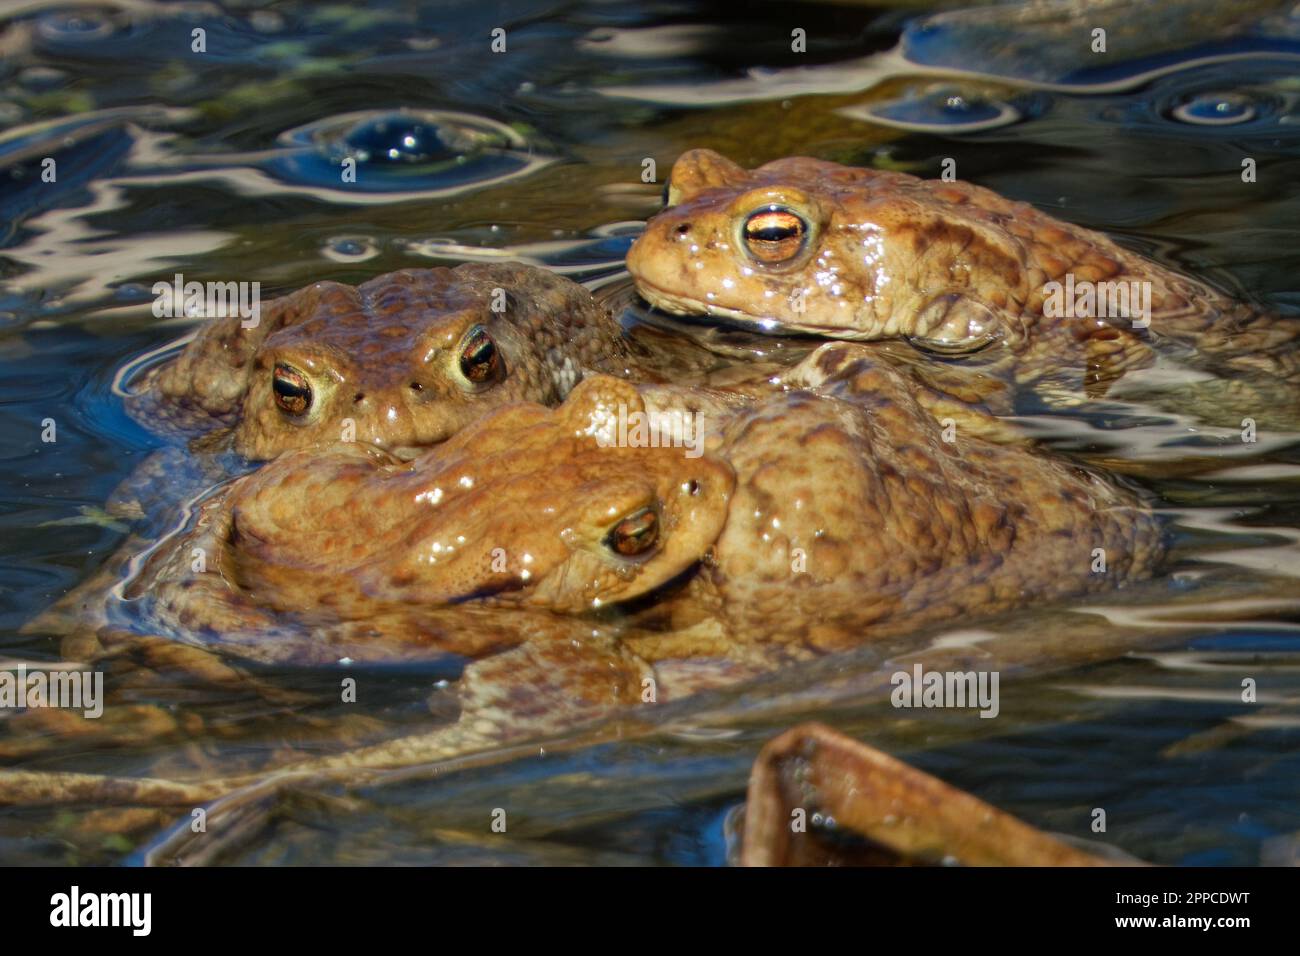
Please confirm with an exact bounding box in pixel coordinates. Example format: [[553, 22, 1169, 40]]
[[71, 351, 1160, 667], [5, 350, 1164, 811], [127, 261, 640, 460], [628, 150, 1300, 401]]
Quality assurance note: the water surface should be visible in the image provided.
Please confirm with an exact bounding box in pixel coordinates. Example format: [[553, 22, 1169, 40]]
[[1, 0, 1299, 865]]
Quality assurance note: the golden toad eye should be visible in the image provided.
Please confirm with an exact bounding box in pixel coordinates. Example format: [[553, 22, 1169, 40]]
[[604, 507, 660, 558], [272, 364, 312, 416], [458, 325, 501, 385], [742, 207, 807, 263]]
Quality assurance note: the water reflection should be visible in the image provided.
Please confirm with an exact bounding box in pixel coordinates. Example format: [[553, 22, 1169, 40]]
[[0, 0, 1297, 867]]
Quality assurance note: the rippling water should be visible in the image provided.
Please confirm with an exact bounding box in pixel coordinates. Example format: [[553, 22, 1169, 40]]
[[1, 0, 1299, 865]]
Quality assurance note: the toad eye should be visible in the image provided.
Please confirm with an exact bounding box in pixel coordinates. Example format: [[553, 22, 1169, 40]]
[[272, 364, 312, 416], [604, 506, 660, 558], [742, 206, 807, 264], [457, 325, 502, 386]]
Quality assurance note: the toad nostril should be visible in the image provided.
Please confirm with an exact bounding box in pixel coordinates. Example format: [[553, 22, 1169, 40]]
[[674, 223, 691, 237], [353, 392, 366, 404]]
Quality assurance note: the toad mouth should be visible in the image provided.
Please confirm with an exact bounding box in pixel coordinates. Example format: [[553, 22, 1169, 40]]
[[633, 275, 874, 340]]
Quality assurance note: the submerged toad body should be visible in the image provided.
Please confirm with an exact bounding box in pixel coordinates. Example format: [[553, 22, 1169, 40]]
[[629, 149, 1300, 392], [128, 262, 637, 460]]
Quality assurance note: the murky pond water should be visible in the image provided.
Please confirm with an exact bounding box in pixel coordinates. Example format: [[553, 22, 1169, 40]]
[[1, 0, 1299, 865]]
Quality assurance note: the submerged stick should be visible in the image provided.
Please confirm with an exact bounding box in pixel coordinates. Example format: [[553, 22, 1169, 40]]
[[741, 722, 1124, 866]]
